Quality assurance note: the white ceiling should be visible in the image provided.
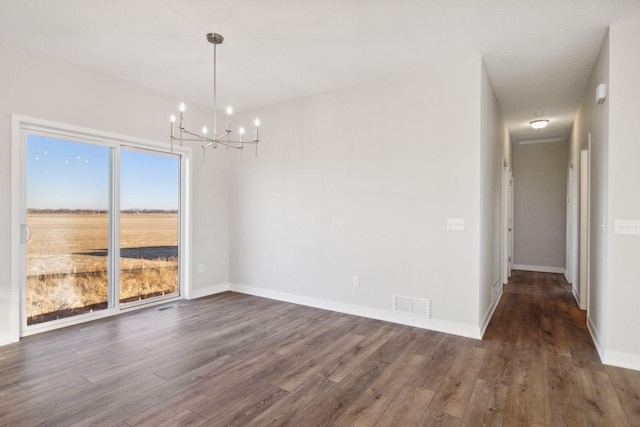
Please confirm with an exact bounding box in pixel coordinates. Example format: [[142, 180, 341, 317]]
[[1, 0, 640, 143]]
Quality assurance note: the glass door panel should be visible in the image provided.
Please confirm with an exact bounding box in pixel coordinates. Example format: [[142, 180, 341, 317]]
[[26, 135, 110, 325], [119, 149, 180, 304]]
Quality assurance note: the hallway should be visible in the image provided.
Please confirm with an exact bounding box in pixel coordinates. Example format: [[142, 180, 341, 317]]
[[483, 270, 640, 425]]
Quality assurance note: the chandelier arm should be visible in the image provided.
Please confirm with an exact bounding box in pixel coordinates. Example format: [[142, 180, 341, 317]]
[[179, 128, 215, 141], [173, 137, 207, 143], [214, 130, 231, 143], [177, 131, 256, 146], [229, 141, 258, 144], [217, 140, 256, 146], [214, 140, 243, 150]]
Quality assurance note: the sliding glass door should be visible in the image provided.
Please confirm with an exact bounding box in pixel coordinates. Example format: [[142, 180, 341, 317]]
[[119, 148, 180, 305], [22, 127, 185, 331], [26, 135, 111, 325]]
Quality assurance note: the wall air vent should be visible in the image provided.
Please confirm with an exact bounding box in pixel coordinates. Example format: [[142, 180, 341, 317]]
[[393, 295, 430, 318], [394, 296, 412, 314]]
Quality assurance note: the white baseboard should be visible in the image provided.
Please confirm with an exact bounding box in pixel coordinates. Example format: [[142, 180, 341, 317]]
[[229, 284, 482, 340], [187, 283, 230, 300], [480, 284, 503, 338], [584, 315, 640, 371], [512, 264, 565, 274], [587, 315, 605, 363], [604, 349, 640, 372], [0, 332, 19, 347], [572, 285, 581, 307]]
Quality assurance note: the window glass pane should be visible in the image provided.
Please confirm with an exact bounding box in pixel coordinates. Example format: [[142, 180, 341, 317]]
[[26, 135, 110, 324], [119, 149, 180, 304]]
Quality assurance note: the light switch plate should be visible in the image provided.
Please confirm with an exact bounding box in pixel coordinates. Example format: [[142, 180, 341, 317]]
[[614, 219, 640, 235], [447, 218, 465, 231]]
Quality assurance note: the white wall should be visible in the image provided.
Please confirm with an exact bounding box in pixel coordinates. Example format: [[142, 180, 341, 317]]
[[479, 62, 510, 331], [229, 57, 493, 338], [513, 141, 568, 271], [569, 17, 640, 371], [586, 36, 611, 355], [0, 42, 231, 345], [1, 41, 513, 344], [568, 33, 609, 353], [606, 16, 640, 369]]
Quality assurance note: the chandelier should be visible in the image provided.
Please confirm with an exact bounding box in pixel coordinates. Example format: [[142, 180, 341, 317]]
[[169, 33, 260, 160]]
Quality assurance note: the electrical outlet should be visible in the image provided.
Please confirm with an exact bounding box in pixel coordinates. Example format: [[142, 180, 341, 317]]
[[353, 276, 360, 287], [198, 264, 205, 273]]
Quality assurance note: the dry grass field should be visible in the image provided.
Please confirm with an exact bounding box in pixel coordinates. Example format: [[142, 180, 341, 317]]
[[27, 213, 178, 324]]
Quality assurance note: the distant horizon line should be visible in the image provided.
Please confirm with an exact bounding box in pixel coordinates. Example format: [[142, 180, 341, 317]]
[[28, 208, 178, 214]]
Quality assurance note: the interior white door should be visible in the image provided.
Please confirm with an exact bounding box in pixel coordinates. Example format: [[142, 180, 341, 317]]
[[509, 172, 514, 277], [579, 148, 590, 310], [502, 162, 513, 284], [566, 164, 574, 284], [502, 163, 509, 284]]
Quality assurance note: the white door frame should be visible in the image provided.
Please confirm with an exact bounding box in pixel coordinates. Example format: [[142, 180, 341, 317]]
[[579, 145, 590, 311], [501, 160, 513, 284], [566, 163, 574, 284], [509, 174, 514, 277]]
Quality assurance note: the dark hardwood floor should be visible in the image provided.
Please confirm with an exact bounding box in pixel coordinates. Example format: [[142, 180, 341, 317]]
[[1, 271, 639, 426]]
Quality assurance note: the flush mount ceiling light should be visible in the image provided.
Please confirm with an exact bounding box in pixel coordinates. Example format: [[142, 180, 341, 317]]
[[169, 33, 260, 160], [530, 119, 549, 130]]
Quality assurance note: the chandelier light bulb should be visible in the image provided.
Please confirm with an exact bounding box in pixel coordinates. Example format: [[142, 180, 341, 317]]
[[254, 118, 260, 127], [179, 102, 186, 113], [239, 127, 245, 135], [202, 126, 208, 135], [170, 115, 176, 123], [226, 106, 233, 115]]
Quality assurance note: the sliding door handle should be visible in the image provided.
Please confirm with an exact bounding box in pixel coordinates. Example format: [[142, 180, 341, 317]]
[[21, 224, 32, 243]]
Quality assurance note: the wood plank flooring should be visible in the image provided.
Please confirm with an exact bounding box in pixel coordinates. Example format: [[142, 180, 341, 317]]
[[1, 270, 639, 426]]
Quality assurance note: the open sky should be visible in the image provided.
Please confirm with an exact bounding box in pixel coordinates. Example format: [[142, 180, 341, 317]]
[[27, 135, 179, 211]]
